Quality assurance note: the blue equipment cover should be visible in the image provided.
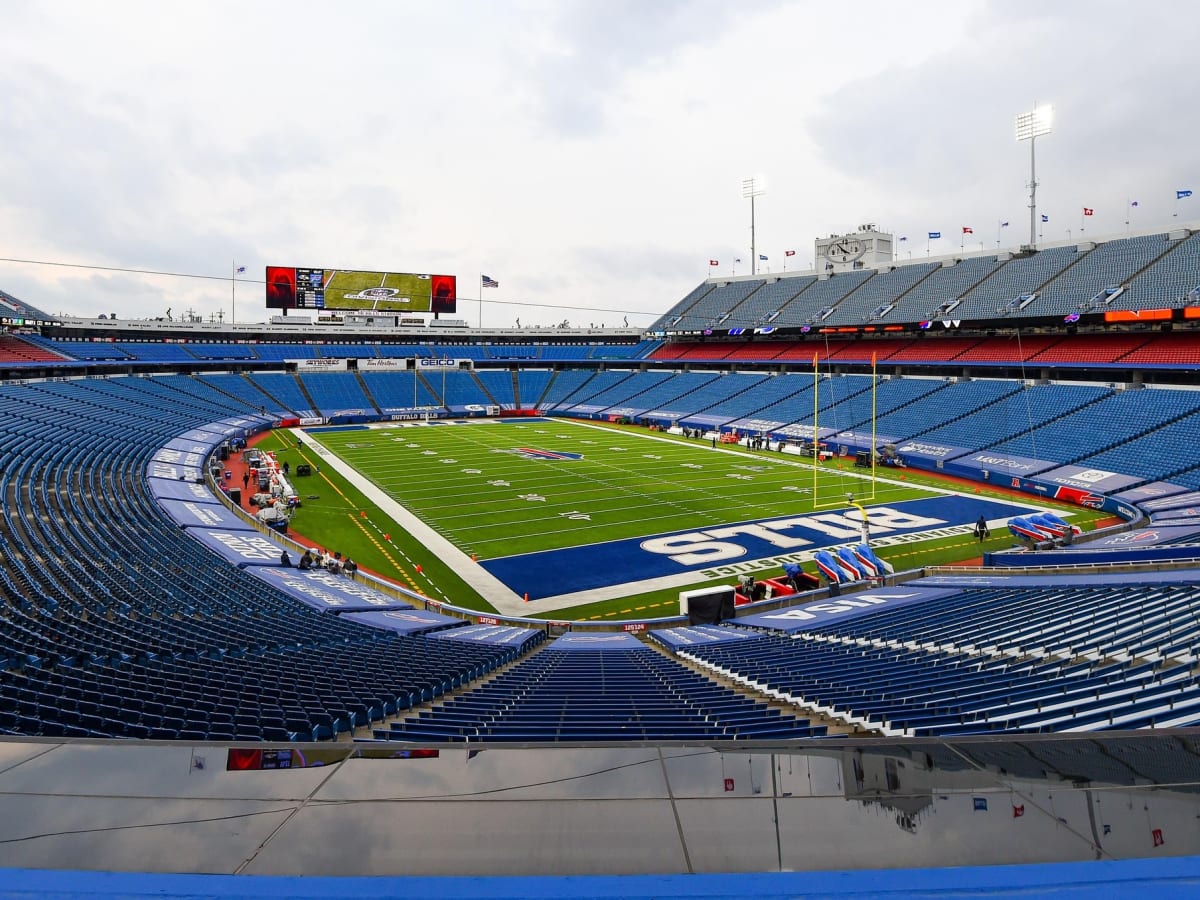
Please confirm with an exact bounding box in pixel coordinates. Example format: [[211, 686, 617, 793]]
[[159, 498, 253, 530], [340, 608, 459, 634], [248, 567, 417, 612], [735, 587, 962, 633], [149, 478, 223, 505]]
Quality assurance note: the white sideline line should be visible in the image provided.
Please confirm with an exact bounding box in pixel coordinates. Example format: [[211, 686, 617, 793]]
[[292, 418, 1057, 617], [293, 427, 533, 616]]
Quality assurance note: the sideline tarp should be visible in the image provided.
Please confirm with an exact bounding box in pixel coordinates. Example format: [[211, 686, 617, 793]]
[[248, 567, 416, 612], [341, 609, 459, 635], [148, 478, 223, 505], [160, 499, 253, 530], [735, 586, 962, 633], [431, 624, 541, 648], [189, 529, 285, 566]]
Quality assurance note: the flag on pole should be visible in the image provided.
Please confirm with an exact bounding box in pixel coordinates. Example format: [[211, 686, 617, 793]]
[[481, 275, 499, 288], [1130, 200, 1139, 207], [758, 254, 768, 261], [708, 259, 719, 266], [785, 250, 796, 257], [962, 226, 974, 234], [1041, 214, 1049, 223], [735, 258, 742, 263], [928, 231, 941, 239], [1000, 221, 1010, 228], [235, 266, 246, 274], [1083, 207, 1094, 216], [899, 236, 908, 242], [1179, 190, 1194, 199]]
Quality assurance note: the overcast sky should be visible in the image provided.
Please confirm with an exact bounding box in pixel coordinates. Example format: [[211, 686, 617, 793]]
[[1, 0, 1197, 327]]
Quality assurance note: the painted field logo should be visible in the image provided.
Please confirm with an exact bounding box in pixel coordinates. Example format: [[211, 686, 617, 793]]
[[502, 448, 583, 461]]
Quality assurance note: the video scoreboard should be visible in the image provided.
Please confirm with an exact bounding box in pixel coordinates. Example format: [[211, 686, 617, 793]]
[[266, 267, 456, 313]]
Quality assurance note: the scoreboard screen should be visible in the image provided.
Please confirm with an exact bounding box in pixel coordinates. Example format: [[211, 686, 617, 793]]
[[266, 267, 456, 313]]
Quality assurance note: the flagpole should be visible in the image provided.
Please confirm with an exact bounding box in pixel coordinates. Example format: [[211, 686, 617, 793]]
[[231, 260, 237, 325], [478, 274, 483, 328]]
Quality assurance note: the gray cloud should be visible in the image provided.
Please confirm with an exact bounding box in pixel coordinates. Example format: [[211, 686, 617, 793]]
[[0, 1, 1195, 325], [520, 0, 783, 137]]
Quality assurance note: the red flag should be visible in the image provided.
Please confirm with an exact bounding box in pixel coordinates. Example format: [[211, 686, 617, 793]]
[[962, 226, 974, 234], [1083, 207, 1094, 216], [1012, 804, 1025, 817], [785, 250, 796, 257], [708, 259, 719, 266]]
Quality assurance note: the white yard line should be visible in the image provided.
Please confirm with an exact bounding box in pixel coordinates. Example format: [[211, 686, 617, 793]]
[[293, 426, 534, 616], [293, 418, 1060, 618]]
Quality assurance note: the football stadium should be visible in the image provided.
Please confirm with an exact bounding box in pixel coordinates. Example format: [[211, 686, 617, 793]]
[[5, 3, 1200, 894], [3, 220, 1200, 889]]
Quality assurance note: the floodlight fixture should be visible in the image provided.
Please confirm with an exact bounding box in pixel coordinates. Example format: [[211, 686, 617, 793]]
[[1015, 105, 1053, 249], [1014, 106, 1053, 142], [741, 175, 767, 274]]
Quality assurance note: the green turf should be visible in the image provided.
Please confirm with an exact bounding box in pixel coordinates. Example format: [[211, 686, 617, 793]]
[[265, 419, 1111, 622], [250, 430, 490, 612], [323, 270, 435, 312], [308, 419, 937, 559]]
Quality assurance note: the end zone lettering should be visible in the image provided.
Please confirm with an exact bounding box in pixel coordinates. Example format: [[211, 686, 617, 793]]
[[640, 507, 944, 566]]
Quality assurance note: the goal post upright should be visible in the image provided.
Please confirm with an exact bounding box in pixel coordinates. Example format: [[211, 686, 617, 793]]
[[812, 350, 819, 501], [871, 350, 878, 501]]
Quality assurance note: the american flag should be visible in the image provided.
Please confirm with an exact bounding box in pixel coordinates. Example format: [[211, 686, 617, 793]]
[[481, 275, 499, 288]]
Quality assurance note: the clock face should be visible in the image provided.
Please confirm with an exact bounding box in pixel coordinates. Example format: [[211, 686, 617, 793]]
[[824, 238, 866, 263]]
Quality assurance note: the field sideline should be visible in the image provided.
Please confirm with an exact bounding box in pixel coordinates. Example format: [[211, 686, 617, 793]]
[[292, 418, 1075, 617]]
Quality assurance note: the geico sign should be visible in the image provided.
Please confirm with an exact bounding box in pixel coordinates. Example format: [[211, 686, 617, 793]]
[[640, 507, 943, 566]]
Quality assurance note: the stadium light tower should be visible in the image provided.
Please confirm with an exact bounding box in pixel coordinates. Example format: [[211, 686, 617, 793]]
[[1015, 105, 1052, 250], [741, 175, 767, 275]]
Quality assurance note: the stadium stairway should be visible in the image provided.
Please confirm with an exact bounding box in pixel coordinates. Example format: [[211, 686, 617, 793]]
[[469, 369, 503, 408], [646, 640, 858, 735], [364, 636, 552, 741], [415, 368, 440, 406], [353, 369, 384, 413], [510, 369, 521, 407], [186, 373, 266, 417], [291, 372, 322, 417]]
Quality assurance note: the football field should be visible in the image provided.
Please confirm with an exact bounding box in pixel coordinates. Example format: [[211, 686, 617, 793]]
[[323, 270, 433, 311], [299, 418, 1052, 613]]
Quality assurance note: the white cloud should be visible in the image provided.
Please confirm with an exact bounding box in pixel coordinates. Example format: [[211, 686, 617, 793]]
[[0, 0, 1196, 325]]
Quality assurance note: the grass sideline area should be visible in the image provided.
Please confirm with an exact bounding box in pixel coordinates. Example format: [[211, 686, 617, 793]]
[[251, 418, 1110, 622]]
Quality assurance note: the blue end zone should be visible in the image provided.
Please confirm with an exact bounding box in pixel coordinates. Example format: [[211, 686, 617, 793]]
[[481, 495, 1041, 600]]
